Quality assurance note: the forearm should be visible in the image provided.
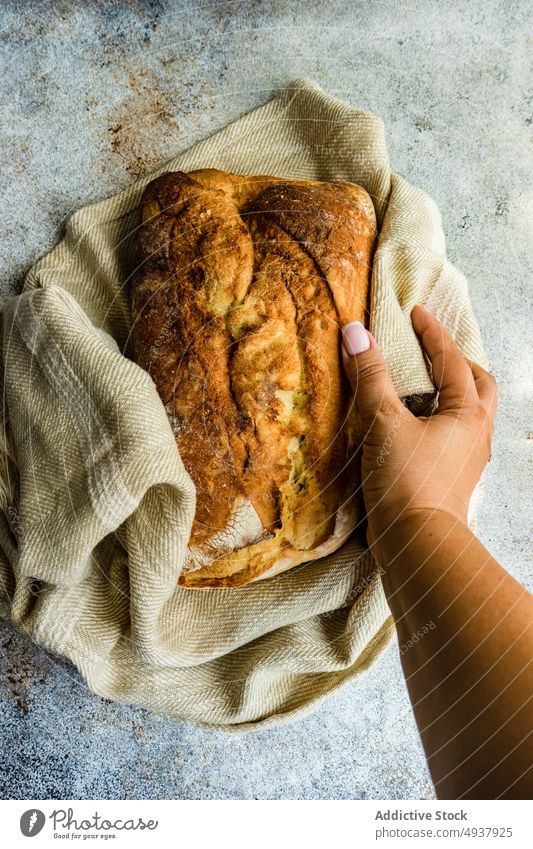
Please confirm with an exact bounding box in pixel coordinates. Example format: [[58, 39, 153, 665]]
[[374, 509, 533, 799]]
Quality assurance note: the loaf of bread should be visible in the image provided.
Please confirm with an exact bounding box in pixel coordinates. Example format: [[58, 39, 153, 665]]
[[131, 168, 377, 587]]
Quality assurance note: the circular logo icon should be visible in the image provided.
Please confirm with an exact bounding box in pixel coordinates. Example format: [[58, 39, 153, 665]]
[[20, 809, 46, 837]]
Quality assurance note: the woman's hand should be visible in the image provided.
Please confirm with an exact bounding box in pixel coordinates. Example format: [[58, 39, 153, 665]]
[[341, 305, 497, 551], [343, 308, 532, 801]]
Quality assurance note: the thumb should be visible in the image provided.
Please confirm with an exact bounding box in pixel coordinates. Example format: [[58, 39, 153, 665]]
[[341, 322, 404, 429]]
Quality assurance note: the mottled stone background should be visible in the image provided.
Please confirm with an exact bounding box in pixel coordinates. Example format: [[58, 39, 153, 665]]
[[0, 0, 531, 800]]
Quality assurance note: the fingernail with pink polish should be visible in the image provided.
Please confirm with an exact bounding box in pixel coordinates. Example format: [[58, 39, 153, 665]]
[[342, 321, 370, 356]]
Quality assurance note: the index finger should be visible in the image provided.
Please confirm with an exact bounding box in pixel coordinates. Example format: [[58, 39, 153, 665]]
[[467, 359, 498, 420], [411, 304, 477, 413]]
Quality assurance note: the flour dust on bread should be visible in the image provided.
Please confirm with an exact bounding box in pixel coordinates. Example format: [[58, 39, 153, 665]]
[[131, 168, 377, 587]]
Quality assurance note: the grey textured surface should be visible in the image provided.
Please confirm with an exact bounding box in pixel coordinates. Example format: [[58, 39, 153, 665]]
[[0, 0, 531, 800]]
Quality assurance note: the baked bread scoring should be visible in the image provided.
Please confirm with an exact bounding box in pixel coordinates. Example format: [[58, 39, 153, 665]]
[[131, 168, 376, 587]]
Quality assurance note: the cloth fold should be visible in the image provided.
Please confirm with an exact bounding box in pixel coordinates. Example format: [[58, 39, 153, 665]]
[[0, 79, 486, 728]]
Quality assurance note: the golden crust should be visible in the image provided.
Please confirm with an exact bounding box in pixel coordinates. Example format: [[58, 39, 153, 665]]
[[131, 168, 376, 587]]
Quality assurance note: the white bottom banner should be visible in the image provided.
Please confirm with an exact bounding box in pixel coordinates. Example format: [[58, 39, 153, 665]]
[[0, 799, 530, 849]]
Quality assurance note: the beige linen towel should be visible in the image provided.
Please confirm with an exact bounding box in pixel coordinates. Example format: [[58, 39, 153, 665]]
[[0, 79, 486, 729]]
